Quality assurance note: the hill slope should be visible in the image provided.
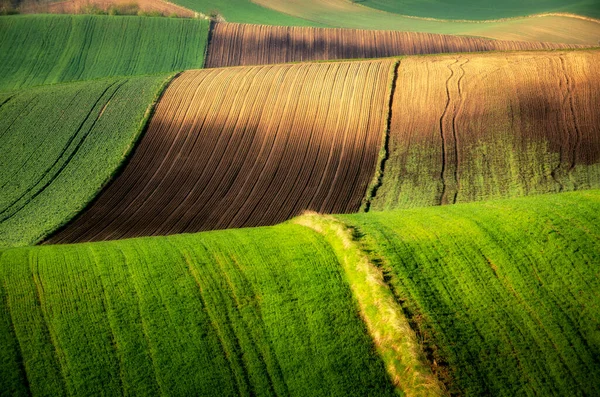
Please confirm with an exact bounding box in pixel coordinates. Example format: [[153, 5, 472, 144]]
[[0, 15, 209, 91], [206, 22, 585, 68], [369, 50, 600, 211], [338, 190, 600, 395], [0, 75, 171, 247], [360, 0, 600, 20], [47, 60, 395, 244], [0, 223, 394, 396], [250, 0, 600, 44], [2, 191, 599, 395]]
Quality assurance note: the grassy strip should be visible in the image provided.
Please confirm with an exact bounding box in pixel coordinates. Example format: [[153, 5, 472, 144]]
[[294, 213, 445, 397]]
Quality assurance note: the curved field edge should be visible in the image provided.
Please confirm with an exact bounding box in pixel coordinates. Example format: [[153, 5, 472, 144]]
[[248, 0, 600, 45], [0, 15, 209, 91], [0, 74, 175, 247], [337, 190, 600, 395], [0, 223, 395, 396]]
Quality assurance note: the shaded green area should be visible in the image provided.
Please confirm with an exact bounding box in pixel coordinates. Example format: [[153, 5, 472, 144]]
[[340, 190, 600, 396], [0, 75, 170, 247], [0, 223, 394, 396], [168, 0, 321, 26], [0, 14, 209, 91], [360, 0, 600, 20]]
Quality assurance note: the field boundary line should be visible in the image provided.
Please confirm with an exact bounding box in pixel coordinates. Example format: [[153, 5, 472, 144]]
[[294, 212, 446, 397], [362, 59, 399, 212]]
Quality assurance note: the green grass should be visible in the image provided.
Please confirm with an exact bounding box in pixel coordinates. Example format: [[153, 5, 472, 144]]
[[0, 75, 171, 247], [0, 223, 395, 396], [338, 190, 600, 395], [360, 0, 600, 20], [0, 14, 209, 91]]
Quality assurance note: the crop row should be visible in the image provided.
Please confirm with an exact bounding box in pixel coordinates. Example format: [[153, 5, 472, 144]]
[[0, 75, 170, 246], [370, 50, 600, 210], [205, 22, 587, 68], [0, 223, 394, 396], [48, 60, 395, 243], [0, 15, 209, 91], [339, 190, 600, 395]]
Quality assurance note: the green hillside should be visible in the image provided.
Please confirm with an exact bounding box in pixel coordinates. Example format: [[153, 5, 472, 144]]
[[1, 190, 599, 395], [361, 0, 600, 20], [0, 15, 209, 91], [338, 190, 600, 395], [169, 0, 321, 26], [0, 223, 394, 396], [0, 75, 170, 247]]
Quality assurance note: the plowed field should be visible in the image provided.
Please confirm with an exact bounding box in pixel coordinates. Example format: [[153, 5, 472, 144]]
[[370, 50, 600, 210], [48, 60, 395, 243], [205, 22, 585, 67]]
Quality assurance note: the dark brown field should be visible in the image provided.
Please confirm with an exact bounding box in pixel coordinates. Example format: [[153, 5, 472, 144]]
[[205, 22, 586, 68], [47, 60, 394, 243]]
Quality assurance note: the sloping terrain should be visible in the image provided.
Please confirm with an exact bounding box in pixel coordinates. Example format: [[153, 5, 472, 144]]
[[0, 75, 171, 247], [0, 15, 209, 91], [48, 60, 394, 244], [369, 50, 600, 211], [250, 0, 600, 44], [3, 190, 599, 396], [19, 0, 197, 17], [0, 223, 395, 396], [339, 190, 600, 395], [360, 0, 600, 20], [206, 22, 585, 68]]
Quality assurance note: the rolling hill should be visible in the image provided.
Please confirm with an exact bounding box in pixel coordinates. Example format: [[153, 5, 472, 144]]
[[337, 190, 600, 395], [47, 60, 395, 243], [0, 75, 171, 247], [369, 50, 600, 211], [2, 190, 599, 395], [360, 0, 600, 20], [0, 223, 395, 396], [206, 22, 585, 68], [0, 15, 209, 91]]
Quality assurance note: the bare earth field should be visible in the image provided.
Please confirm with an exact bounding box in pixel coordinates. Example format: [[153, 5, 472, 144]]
[[18, 0, 197, 16], [48, 60, 394, 243], [206, 22, 586, 68]]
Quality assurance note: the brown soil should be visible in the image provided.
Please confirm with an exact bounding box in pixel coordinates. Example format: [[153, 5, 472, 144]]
[[205, 22, 587, 68], [47, 60, 395, 243]]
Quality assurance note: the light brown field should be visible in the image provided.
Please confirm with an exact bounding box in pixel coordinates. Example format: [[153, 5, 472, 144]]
[[370, 50, 600, 210], [206, 22, 587, 68], [19, 0, 196, 17], [48, 60, 394, 243]]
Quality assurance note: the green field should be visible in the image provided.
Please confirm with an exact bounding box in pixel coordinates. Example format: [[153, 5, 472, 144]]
[[169, 0, 321, 26], [0, 15, 209, 91], [360, 0, 600, 20], [0, 223, 394, 396], [338, 190, 600, 395], [0, 75, 170, 247]]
